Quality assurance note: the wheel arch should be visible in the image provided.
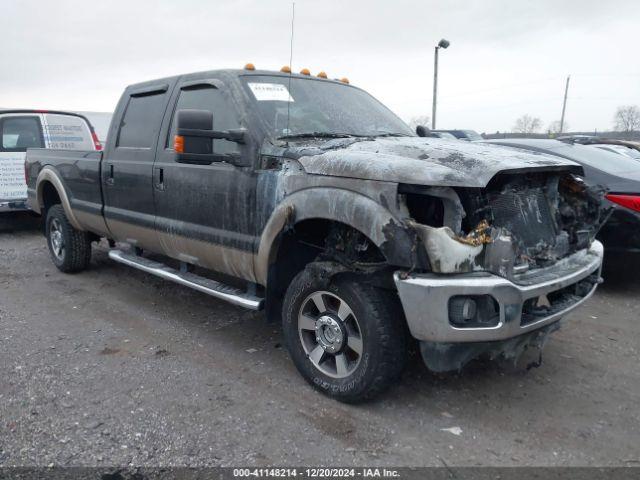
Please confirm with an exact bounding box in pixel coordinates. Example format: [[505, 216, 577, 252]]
[[35, 167, 84, 230], [255, 187, 416, 287]]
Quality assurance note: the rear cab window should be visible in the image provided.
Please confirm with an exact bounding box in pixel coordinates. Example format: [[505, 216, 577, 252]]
[[0, 116, 44, 151]]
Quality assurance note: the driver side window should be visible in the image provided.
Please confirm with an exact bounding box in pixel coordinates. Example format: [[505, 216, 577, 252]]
[[167, 85, 240, 155]]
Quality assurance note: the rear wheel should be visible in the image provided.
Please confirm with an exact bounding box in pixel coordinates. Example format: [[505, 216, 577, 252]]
[[46, 204, 91, 273], [282, 264, 408, 403]]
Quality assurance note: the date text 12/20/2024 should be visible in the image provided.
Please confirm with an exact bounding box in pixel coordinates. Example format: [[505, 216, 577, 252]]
[[233, 468, 401, 478]]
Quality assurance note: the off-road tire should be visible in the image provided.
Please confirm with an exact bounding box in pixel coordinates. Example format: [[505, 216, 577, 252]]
[[45, 204, 91, 273], [282, 265, 408, 403]]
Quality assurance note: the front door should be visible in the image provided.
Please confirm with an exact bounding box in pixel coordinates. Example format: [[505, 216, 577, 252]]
[[153, 80, 258, 281], [102, 84, 172, 251]]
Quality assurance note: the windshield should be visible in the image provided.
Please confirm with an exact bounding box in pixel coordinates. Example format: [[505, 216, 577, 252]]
[[241, 75, 414, 139]]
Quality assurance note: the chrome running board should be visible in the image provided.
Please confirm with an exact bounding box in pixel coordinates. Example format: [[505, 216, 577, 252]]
[[108, 249, 264, 310]]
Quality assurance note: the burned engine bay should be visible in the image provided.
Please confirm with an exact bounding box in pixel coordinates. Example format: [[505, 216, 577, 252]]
[[402, 171, 610, 278]]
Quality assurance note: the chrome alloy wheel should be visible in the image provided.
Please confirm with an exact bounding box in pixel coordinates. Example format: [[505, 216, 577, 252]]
[[49, 218, 65, 260], [298, 291, 363, 378]]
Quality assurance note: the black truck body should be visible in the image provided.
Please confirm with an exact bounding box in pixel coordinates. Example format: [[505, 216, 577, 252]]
[[26, 68, 607, 401]]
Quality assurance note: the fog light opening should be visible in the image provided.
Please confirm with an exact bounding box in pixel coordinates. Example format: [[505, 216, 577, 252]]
[[449, 295, 500, 328]]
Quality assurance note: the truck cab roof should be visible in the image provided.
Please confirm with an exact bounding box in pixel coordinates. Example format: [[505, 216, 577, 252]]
[[124, 68, 355, 92]]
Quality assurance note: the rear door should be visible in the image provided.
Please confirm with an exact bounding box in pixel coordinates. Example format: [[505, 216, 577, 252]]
[[102, 84, 172, 250], [0, 114, 44, 208]]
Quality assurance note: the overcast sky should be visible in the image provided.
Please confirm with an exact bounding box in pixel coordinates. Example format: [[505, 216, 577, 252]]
[[2, 0, 639, 133]]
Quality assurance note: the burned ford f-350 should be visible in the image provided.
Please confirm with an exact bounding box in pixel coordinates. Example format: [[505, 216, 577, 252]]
[[26, 67, 607, 402]]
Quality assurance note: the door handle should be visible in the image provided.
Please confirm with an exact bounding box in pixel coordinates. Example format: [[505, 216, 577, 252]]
[[154, 167, 165, 191], [105, 164, 114, 186]]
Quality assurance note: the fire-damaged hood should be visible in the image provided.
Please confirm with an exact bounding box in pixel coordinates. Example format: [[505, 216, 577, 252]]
[[289, 137, 582, 187]]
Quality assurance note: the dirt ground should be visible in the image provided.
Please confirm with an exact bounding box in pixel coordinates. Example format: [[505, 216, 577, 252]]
[[1, 212, 639, 467]]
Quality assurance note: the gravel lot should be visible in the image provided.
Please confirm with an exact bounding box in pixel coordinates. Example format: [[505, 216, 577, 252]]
[[1, 212, 639, 467]]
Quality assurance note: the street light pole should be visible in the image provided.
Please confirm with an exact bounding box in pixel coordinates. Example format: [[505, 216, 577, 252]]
[[432, 46, 439, 130], [431, 39, 450, 130], [559, 75, 571, 134]]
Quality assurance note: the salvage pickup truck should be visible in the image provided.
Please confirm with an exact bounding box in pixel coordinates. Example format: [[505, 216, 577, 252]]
[[26, 66, 607, 402]]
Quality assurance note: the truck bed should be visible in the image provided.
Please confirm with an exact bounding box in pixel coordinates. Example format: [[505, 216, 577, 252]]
[[25, 148, 105, 230]]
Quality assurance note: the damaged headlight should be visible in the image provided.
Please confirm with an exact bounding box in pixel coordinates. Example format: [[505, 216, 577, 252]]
[[410, 220, 493, 274]]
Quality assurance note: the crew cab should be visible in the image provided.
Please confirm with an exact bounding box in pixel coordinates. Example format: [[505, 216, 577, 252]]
[[0, 110, 101, 212], [26, 67, 607, 402]]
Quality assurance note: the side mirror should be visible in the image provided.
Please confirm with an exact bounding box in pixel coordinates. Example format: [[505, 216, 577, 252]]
[[177, 109, 213, 157], [174, 109, 246, 164], [416, 125, 430, 137]]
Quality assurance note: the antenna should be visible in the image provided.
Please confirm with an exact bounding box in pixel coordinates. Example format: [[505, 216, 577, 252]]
[[285, 1, 295, 141]]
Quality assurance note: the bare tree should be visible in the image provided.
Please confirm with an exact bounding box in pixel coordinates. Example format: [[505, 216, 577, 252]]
[[614, 105, 640, 133], [409, 115, 431, 130], [548, 120, 569, 134], [513, 114, 542, 134]]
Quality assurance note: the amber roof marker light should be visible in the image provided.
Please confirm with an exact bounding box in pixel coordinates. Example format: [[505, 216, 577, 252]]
[[340, 77, 350, 84], [317, 71, 328, 78], [280, 65, 291, 73], [299, 68, 310, 75], [244, 63, 256, 70]]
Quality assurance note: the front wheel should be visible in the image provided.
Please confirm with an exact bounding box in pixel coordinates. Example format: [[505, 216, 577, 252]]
[[46, 204, 92, 273], [282, 265, 408, 403]]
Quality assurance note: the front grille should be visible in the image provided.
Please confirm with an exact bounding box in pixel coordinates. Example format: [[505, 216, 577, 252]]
[[458, 173, 570, 263], [487, 189, 556, 253], [520, 273, 599, 326]]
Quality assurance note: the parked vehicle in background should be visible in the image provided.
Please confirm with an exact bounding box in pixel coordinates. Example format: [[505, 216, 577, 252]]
[[557, 136, 640, 155], [0, 110, 101, 212], [426, 131, 458, 140], [485, 138, 640, 253], [432, 129, 483, 141], [26, 68, 607, 402], [556, 134, 600, 144], [588, 144, 640, 160], [413, 125, 458, 140]]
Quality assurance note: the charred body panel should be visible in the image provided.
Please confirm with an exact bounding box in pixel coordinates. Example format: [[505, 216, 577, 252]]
[[276, 136, 602, 277], [294, 136, 581, 188]]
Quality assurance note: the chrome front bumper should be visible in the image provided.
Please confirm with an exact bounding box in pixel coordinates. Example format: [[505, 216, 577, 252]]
[[394, 240, 604, 343]]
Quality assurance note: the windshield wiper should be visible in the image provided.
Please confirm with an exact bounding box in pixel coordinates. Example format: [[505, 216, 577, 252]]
[[277, 132, 358, 140], [373, 132, 412, 137]]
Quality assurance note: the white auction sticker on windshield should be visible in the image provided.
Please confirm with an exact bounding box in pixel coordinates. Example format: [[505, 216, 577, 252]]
[[248, 83, 294, 102]]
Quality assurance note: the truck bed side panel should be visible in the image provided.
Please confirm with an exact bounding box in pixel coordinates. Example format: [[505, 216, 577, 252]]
[[26, 148, 108, 235]]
